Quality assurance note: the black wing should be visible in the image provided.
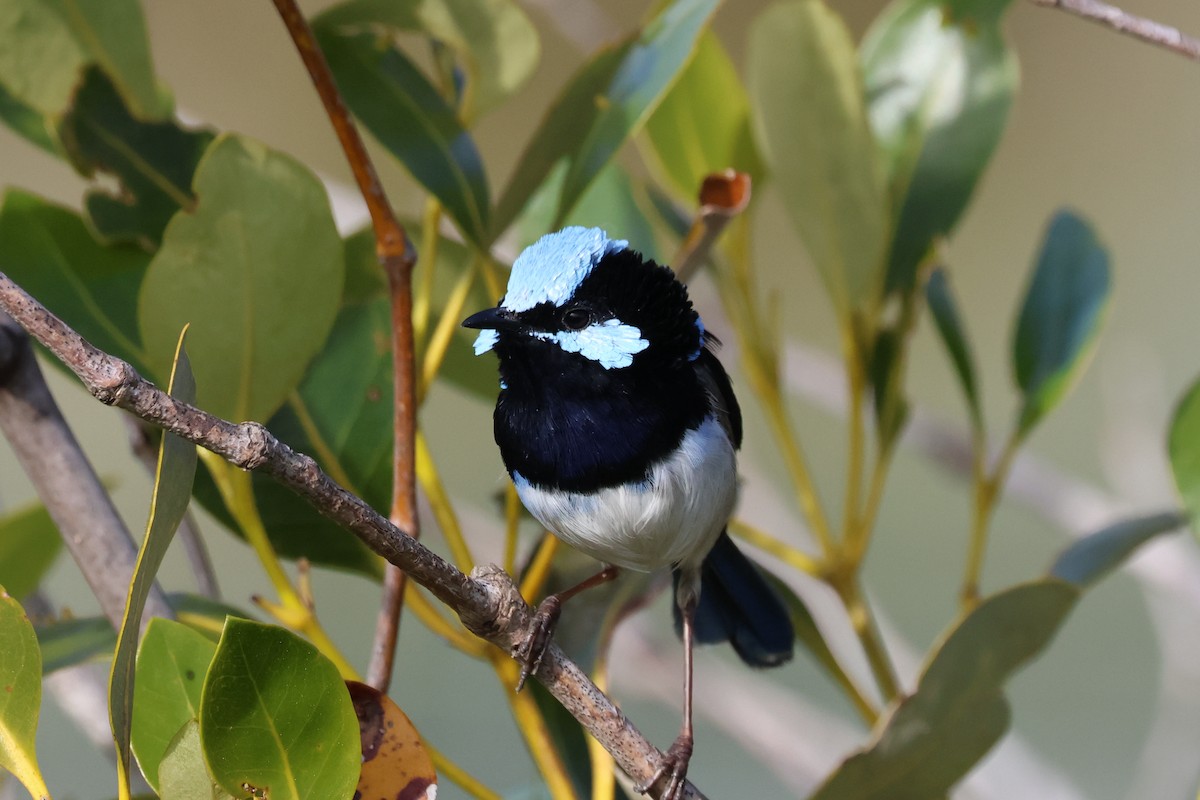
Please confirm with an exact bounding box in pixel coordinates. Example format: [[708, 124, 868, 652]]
[[694, 342, 742, 449]]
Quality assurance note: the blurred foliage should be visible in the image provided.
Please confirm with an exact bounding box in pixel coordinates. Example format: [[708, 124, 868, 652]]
[[0, 0, 1192, 798]]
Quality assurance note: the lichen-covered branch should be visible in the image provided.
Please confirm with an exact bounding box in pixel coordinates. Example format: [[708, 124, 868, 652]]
[[1029, 0, 1200, 60]]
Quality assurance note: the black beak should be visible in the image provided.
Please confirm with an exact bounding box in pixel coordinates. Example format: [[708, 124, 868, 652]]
[[462, 306, 523, 332]]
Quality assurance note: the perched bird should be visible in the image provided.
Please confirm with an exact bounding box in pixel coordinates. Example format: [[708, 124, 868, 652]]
[[464, 226, 794, 799]]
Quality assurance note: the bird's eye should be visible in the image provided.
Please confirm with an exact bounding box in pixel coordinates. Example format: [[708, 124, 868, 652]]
[[561, 307, 592, 331]]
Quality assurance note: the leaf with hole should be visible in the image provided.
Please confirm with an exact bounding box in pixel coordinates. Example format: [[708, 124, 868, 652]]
[[0, 502, 61, 601], [0, 589, 51, 800], [0, 0, 165, 120], [315, 0, 539, 118], [347, 681, 437, 800], [0, 189, 151, 373], [748, 0, 889, 315], [862, 0, 1018, 294], [131, 619, 218, 792], [315, 23, 490, 246], [111, 329, 198, 799], [138, 134, 344, 423], [1012, 210, 1110, 436], [200, 618, 360, 800], [59, 67, 215, 250]]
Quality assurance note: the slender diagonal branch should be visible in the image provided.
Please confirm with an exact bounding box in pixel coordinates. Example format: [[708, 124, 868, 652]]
[[0, 271, 706, 800], [0, 312, 171, 627], [1029, 0, 1200, 60], [269, 0, 420, 693]]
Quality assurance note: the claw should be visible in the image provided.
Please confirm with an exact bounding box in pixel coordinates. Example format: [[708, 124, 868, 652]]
[[514, 595, 562, 692], [634, 735, 693, 800]]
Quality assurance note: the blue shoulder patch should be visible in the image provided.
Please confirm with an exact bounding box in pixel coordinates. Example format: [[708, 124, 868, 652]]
[[501, 227, 628, 312]]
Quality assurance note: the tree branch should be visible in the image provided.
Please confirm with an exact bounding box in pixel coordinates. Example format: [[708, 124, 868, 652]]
[[269, 0, 421, 696], [1029, 0, 1200, 60], [0, 312, 171, 627], [0, 271, 706, 800]]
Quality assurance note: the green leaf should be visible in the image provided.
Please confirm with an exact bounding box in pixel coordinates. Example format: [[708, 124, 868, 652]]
[[515, 162, 660, 261], [112, 330, 199, 799], [862, 0, 1018, 294], [200, 618, 360, 800], [132, 619, 218, 791], [1169, 378, 1200, 532], [491, 43, 627, 239], [1012, 210, 1110, 435], [926, 267, 981, 427], [810, 580, 1078, 800], [643, 30, 761, 200], [1050, 512, 1185, 588], [0, 589, 51, 800], [555, 0, 719, 228], [59, 67, 215, 250], [158, 720, 235, 800], [314, 23, 490, 246], [748, 0, 889, 316], [0, 503, 61, 600], [763, 574, 850, 701], [36, 616, 116, 674], [316, 0, 539, 118], [0, 82, 56, 154], [0, 189, 151, 373], [138, 134, 344, 423], [494, 0, 719, 237], [167, 593, 255, 643], [0, 0, 166, 119]]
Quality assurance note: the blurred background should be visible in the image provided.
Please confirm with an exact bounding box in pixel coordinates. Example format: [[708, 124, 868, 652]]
[[2, 0, 1200, 798]]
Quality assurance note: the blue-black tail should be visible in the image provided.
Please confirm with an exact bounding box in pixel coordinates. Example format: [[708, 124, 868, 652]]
[[673, 532, 794, 668]]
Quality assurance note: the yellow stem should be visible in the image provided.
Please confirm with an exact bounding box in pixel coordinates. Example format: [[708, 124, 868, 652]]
[[727, 519, 821, 577], [415, 432, 476, 571], [960, 430, 1021, 609], [418, 259, 478, 403], [491, 655, 580, 800], [405, 582, 487, 657], [837, 578, 899, 701], [841, 326, 867, 553], [853, 447, 894, 563], [519, 534, 560, 603], [503, 481, 521, 576], [412, 199, 443, 343], [423, 739, 502, 800], [202, 453, 359, 679], [479, 252, 505, 301]]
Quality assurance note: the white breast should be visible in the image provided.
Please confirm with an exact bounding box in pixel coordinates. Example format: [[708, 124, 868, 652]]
[[512, 416, 737, 572]]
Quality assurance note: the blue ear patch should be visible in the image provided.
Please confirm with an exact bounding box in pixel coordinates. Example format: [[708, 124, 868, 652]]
[[501, 227, 628, 312], [535, 319, 649, 369]]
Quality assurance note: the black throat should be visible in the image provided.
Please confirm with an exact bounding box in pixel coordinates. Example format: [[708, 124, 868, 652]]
[[492, 339, 708, 493]]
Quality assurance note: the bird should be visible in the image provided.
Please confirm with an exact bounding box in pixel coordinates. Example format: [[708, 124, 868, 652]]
[[463, 226, 795, 800]]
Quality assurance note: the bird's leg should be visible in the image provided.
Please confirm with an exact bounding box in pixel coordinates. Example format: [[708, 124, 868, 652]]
[[515, 563, 620, 691], [635, 592, 697, 800]]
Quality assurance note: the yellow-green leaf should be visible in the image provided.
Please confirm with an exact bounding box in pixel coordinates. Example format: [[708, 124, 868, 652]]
[[748, 0, 889, 315], [111, 329, 198, 800], [0, 589, 51, 800]]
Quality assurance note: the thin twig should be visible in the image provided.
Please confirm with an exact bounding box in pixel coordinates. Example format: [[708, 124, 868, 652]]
[[269, 0, 420, 694], [0, 271, 706, 800], [1029, 0, 1200, 60], [0, 312, 171, 627], [671, 171, 751, 284]]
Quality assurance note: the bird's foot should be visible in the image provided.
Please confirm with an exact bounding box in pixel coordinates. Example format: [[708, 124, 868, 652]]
[[635, 734, 693, 800], [514, 594, 563, 692]]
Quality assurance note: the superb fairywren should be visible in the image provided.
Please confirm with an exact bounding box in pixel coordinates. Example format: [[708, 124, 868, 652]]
[[464, 227, 794, 799]]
